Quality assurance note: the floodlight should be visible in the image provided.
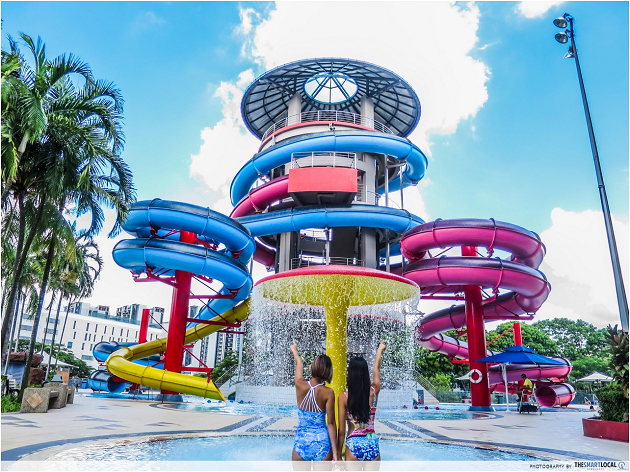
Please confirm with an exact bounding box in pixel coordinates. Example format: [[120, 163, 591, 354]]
[[555, 32, 569, 44], [553, 17, 568, 29]]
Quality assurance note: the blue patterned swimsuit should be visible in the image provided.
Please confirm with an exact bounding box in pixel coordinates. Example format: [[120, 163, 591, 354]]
[[293, 381, 331, 461]]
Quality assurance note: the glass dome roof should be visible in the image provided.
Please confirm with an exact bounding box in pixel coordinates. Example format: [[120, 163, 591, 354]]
[[241, 58, 421, 139]]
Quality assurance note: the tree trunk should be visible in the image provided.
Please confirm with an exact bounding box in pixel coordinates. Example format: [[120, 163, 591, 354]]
[[1, 194, 47, 360], [1, 194, 27, 356], [3, 291, 22, 376], [46, 295, 64, 378], [53, 296, 73, 372], [39, 293, 56, 355], [18, 234, 55, 402]]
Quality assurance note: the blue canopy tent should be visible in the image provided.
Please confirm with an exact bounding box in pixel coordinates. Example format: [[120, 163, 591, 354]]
[[477, 345, 566, 411]]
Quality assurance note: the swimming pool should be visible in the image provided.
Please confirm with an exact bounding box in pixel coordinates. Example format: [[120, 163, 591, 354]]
[[160, 399, 495, 420], [54, 435, 535, 462]]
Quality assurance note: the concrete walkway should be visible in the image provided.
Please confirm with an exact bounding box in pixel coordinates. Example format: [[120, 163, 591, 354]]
[[1, 392, 628, 471]]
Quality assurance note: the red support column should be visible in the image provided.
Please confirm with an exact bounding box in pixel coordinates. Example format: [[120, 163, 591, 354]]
[[513, 322, 522, 346], [462, 246, 492, 410], [162, 231, 195, 395], [139, 308, 150, 343], [130, 308, 152, 393]]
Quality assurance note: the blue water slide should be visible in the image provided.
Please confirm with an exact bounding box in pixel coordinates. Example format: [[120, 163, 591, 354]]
[[123, 199, 256, 264], [237, 204, 423, 259], [96, 200, 255, 393], [88, 369, 128, 394], [230, 130, 428, 205], [113, 238, 253, 320]]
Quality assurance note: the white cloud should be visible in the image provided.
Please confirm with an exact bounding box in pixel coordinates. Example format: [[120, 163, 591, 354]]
[[189, 69, 259, 193], [537, 208, 629, 328], [130, 11, 166, 31], [517, 1, 563, 19], [235, 2, 489, 156]]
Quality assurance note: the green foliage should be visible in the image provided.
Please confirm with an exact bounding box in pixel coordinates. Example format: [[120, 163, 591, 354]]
[[596, 383, 628, 422], [1, 394, 21, 413], [604, 325, 629, 398], [486, 322, 558, 356], [429, 372, 454, 391], [210, 350, 239, 386], [10, 341, 91, 378], [534, 318, 609, 361]]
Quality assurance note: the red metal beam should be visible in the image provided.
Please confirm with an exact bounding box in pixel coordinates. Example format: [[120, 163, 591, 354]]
[[186, 318, 241, 328]]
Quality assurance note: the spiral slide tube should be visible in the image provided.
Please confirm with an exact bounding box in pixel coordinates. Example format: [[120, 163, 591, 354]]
[[230, 130, 428, 205], [231, 175, 423, 266], [96, 200, 254, 398], [105, 302, 250, 400], [401, 219, 572, 395]]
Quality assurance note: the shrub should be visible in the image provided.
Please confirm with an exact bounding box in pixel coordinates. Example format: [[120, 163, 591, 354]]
[[434, 390, 461, 403], [596, 383, 628, 422], [1, 394, 21, 413]]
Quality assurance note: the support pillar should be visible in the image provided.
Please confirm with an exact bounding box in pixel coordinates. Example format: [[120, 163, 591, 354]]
[[130, 309, 151, 394], [159, 231, 195, 401], [513, 323, 522, 346], [462, 246, 492, 410]]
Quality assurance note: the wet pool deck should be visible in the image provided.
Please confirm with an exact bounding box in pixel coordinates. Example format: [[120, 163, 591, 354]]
[[1, 390, 628, 471]]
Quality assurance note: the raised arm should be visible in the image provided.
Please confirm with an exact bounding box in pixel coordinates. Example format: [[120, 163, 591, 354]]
[[372, 341, 386, 395], [337, 393, 347, 460], [290, 341, 304, 384], [325, 390, 339, 461]]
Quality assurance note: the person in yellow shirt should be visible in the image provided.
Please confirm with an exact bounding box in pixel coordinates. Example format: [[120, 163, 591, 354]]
[[518, 373, 533, 402]]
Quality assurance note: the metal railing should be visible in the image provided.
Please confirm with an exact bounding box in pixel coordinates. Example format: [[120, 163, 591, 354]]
[[291, 151, 358, 169], [354, 185, 380, 205], [262, 110, 395, 141], [291, 256, 364, 270], [212, 363, 239, 387]]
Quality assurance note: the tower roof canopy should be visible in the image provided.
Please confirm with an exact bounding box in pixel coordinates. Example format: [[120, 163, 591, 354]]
[[241, 58, 421, 139]]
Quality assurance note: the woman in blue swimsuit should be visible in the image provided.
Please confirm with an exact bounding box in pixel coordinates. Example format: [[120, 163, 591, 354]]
[[290, 341, 338, 465], [338, 341, 386, 468]]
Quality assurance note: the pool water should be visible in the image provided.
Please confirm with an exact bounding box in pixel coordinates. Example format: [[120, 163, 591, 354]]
[[163, 400, 493, 420], [57, 435, 535, 462]]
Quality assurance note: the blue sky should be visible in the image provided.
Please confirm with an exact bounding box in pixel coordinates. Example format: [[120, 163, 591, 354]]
[[2, 1, 628, 328]]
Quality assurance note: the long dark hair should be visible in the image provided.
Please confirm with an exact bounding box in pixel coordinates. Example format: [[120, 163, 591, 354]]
[[346, 357, 371, 424]]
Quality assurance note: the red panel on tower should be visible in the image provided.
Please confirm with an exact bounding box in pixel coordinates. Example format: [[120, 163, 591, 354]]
[[288, 167, 358, 193]]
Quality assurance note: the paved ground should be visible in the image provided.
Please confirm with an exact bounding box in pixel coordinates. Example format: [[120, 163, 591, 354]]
[[1, 390, 628, 471]]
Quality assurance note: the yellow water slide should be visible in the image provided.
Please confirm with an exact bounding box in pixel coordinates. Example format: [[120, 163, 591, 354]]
[[106, 300, 250, 401]]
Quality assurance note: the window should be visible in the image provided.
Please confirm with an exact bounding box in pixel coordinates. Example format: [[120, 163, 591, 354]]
[[73, 320, 76, 329], [120, 328, 123, 336], [112, 326, 115, 334], [73, 332, 77, 340], [126, 329, 129, 337], [84, 333, 88, 341], [86, 323, 90, 331], [101, 335, 104, 341], [22, 325, 33, 331], [67, 342, 73, 348], [81, 355, 94, 361], [81, 343, 85, 350], [95, 325, 98, 333], [90, 344, 93, 350]]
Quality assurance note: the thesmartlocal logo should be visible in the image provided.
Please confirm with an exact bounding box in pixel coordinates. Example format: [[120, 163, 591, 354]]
[[529, 463, 628, 470], [574, 462, 626, 470]]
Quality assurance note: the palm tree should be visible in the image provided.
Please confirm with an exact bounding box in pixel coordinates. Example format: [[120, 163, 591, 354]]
[[1, 34, 135, 372], [48, 230, 103, 377]]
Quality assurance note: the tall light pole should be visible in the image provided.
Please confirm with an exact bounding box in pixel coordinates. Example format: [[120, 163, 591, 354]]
[[553, 13, 629, 331]]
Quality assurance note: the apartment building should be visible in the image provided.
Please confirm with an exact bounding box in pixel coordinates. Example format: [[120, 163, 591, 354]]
[[12, 302, 168, 369]]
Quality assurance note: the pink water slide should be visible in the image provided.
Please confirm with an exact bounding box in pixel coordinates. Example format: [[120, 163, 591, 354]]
[[401, 219, 574, 405], [230, 175, 289, 267]]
